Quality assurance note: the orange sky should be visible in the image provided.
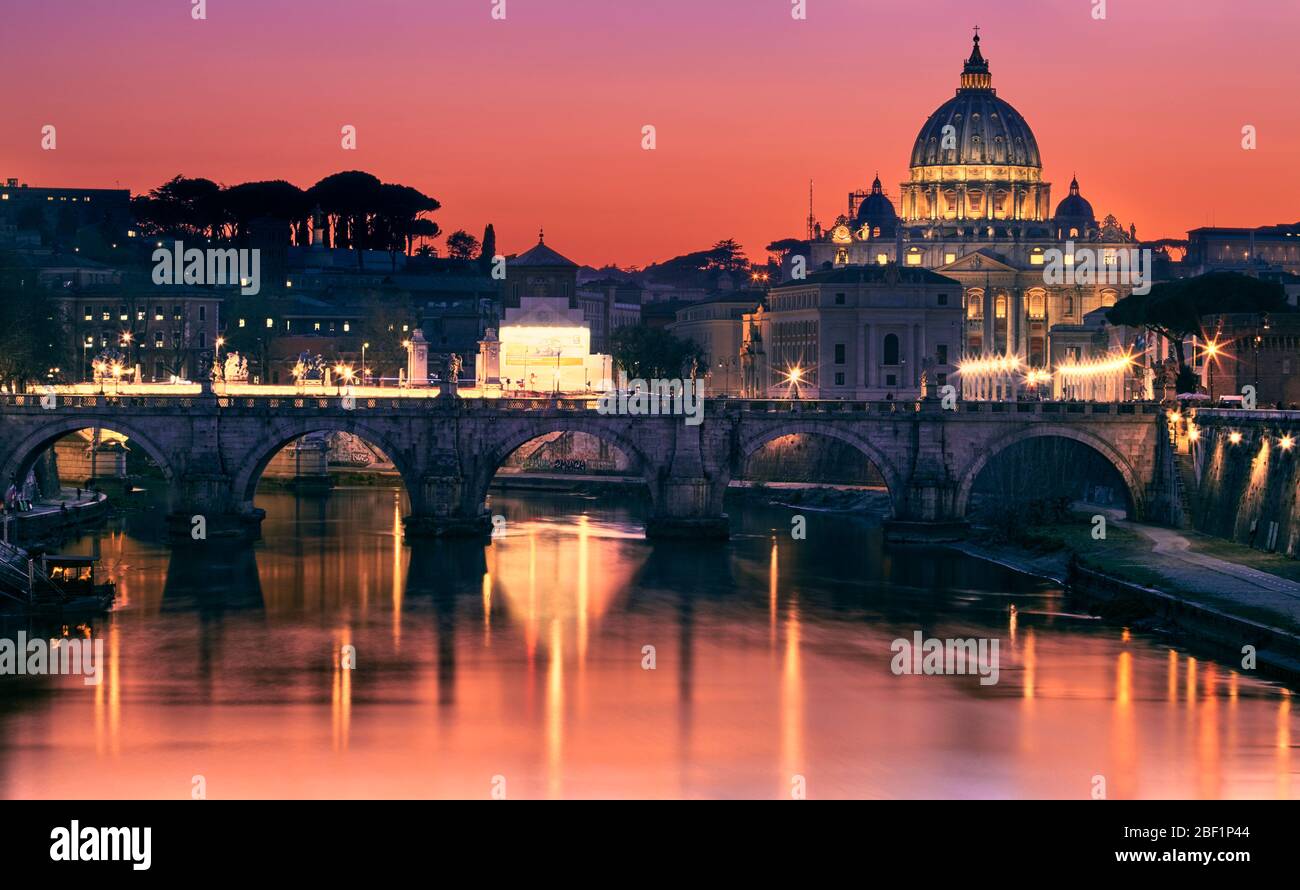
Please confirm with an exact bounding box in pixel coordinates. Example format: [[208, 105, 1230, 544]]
[[1, 0, 1296, 266]]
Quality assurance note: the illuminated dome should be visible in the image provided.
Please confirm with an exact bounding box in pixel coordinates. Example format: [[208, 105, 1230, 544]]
[[909, 34, 1041, 169], [899, 33, 1052, 225]]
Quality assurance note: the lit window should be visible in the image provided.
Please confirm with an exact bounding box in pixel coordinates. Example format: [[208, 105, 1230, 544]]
[[266, 318, 274, 328], [906, 251, 923, 266], [343, 322, 350, 332], [1030, 249, 1044, 266], [944, 253, 956, 264], [876, 253, 888, 265], [239, 318, 246, 328], [313, 322, 321, 331]]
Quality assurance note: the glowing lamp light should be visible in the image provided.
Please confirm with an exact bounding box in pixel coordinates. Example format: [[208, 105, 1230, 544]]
[[957, 353, 1022, 376], [1024, 368, 1051, 387], [785, 366, 804, 384], [1056, 350, 1134, 379], [1188, 425, 1200, 442], [1228, 430, 1242, 444], [1169, 411, 1182, 423], [1281, 435, 1294, 452]]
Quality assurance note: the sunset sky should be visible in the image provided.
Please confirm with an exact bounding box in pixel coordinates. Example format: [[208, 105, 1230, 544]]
[[1, 0, 1296, 266]]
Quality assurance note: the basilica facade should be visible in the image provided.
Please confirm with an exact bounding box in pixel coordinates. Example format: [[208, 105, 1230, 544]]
[[798, 33, 1141, 368]]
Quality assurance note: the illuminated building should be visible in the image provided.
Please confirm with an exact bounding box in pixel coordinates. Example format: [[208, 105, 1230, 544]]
[[477, 232, 612, 392], [740, 265, 961, 399], [794, 33, 1141, 366]]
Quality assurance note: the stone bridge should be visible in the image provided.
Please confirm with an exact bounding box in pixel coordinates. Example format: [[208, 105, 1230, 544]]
[[0, 392, 1167, 542]]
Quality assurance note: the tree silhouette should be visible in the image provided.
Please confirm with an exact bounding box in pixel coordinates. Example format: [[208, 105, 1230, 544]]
[[445, 230, 480, 260], [1107, 271, 1285, 390]]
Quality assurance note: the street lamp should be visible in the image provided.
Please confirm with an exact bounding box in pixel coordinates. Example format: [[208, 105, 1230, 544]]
[[362, 341, 369, 385], [119, 331, 133, 383], [785, 365, 804, 400], [1200, 338, 1221, 402]]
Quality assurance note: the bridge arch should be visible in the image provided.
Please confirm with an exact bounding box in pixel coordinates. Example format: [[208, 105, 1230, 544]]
[[730, 422, 906, 517], [231, 417, 421, 510], [473, 417, 659, 514], [955, 424, 1144, 519], [0, 415, 179, 490]]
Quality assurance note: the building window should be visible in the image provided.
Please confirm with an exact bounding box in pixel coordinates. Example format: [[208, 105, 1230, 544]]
[[1028, 290, 1046, 319], [155, 307, 164, 321], [936, 344, 948, 364], [876, 253, 888, 265], [173, 306, 182, 320], [343, 322, 351, 332], [238, 318, 246, 328], [835, 292, 846, 305], [1064, 296, 1075, 316], [198, 306, 206, 322], [266, 318, 274, 328], [834, 344, 846, 364], [906, 250, 923, 266], [154, 332, 164, 347], [835, 372, 845, 386], [136, 310, 145, 321], [937, 293, 948, 306], [883, 333, 900, 366], [944, 253, 956, 265], [197, 332, 206, 348], [995, 296, 1007, 319], [83, 309, 92, 321], [886, 374, 897, 386], [1030, 249, 1045, 266]]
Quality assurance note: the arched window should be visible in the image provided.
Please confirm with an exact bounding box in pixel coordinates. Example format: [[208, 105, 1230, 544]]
[[995, 295, 1007, 319], [1028, 289, 1046, 319], [1100, 289, 1118, 307], [966, 289, 984, 320], [883, 333, 900, 366]]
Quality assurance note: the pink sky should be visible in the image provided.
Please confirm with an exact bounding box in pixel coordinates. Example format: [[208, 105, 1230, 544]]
[[1, 0, 1296, 266]]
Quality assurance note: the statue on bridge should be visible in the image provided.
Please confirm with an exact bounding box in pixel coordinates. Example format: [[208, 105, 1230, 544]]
[[222, 352, 249, 383]]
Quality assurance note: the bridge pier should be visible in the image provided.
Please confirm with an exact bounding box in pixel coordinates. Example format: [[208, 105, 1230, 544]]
[[882, 475, 969, 543], [403, 473, 492, 539], [645, 476, 729, 540], [166, 472, 266, 543]]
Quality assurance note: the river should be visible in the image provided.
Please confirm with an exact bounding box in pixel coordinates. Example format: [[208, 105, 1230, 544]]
[[0, 486, 1294, 799]]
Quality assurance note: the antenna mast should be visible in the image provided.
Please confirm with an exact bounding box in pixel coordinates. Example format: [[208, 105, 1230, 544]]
[[806, 179, 815, 241]]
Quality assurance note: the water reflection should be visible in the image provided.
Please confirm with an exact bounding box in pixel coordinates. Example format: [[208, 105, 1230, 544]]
[[0, 486, 1296, 800]]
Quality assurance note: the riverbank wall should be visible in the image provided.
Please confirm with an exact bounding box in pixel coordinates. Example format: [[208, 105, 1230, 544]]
[[6, 493, 111, 549], [1188, 409, 1300, 556]]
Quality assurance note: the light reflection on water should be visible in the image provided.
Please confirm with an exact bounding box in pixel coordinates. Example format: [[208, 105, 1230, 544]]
[[0, 487, 1295, 800]]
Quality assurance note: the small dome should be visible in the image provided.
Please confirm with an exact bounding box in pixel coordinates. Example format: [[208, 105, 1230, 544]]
[[1053, 175, 1095, 222], [855, 174, 898, 230]]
